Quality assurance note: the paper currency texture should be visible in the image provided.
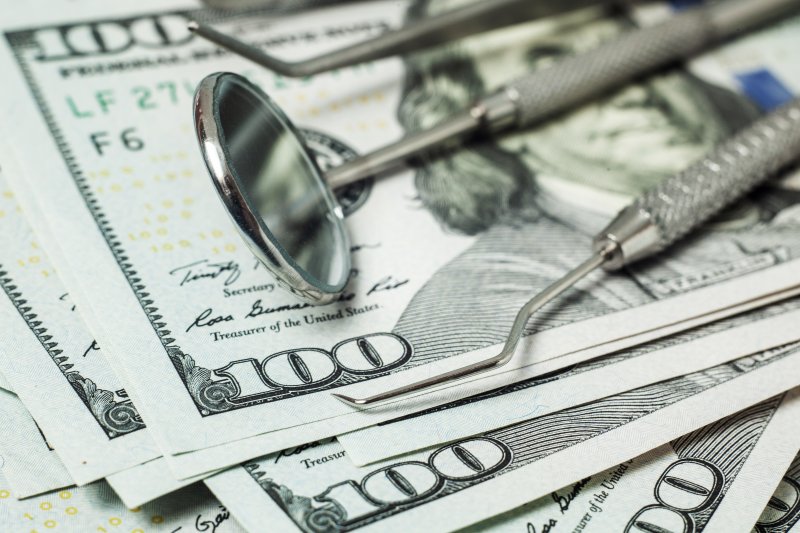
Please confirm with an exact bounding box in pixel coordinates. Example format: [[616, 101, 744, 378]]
[[3, 0, 800, 464], [0, 170, 159, 484], [465, 389, 800, 533], [0, 388, 73, 499], [206, 343, 800, 532]]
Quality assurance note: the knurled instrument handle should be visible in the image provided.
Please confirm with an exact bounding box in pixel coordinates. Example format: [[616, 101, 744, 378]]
[[637, 98, 800, 250], [596, 98, 800, 270]]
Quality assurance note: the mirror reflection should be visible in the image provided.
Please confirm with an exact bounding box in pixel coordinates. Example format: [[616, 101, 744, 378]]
[[215, 75, 349, 289]]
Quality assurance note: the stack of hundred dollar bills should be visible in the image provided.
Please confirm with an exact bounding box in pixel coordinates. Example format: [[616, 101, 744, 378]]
[[1, 0, 800, 531]]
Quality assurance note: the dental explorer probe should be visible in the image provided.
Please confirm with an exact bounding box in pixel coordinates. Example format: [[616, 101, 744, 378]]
[[332, 97, 800, 407], [193, 0, 800, 187]]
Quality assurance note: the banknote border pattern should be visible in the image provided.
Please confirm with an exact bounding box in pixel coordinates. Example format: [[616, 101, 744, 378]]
[[0, 267, 145, 438]]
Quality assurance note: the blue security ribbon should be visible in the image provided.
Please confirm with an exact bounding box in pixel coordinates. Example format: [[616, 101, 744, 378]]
[[735, 69, 795, 111]]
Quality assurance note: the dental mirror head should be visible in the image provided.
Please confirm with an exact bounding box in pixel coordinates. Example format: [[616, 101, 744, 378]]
[[194, 72, 350, 305]]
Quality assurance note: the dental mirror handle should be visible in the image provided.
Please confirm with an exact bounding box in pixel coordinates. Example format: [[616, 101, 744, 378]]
[[326, 0, 800, 188], [333, 98, 800, 407], [503, 0, 800, 129]]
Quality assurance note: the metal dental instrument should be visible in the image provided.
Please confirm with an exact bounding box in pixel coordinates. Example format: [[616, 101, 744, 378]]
[[193, 0, 800, 187], [331, 97, 800, 406], [188, 0, 602, 77], [195, 0, 800, 307]]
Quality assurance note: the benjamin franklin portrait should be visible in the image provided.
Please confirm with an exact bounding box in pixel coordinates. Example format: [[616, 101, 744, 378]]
[[390, 0, 800, 363]]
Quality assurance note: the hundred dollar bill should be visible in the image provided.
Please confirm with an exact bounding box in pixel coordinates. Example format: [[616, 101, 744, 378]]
[[339, 299, 800, 465], [58, 289, 800, 482], [754, 452, 800, 533], [0, 470, 246, 533], [465, 389, 800, 533], [3, 0, 800, 463], [92, 297, 800, 498], [87, 275, 800, 482], [0, 170, 161, 484], [0, 388, 73, 499], [205, 342, 800, 532]]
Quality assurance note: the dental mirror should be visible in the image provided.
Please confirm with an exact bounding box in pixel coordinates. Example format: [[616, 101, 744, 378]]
[[194, 72, 350, 304]]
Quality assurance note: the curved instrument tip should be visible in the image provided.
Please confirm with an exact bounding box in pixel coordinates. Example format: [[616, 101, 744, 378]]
[[187, 20, 200, 32], [332, 393, 366, 406]]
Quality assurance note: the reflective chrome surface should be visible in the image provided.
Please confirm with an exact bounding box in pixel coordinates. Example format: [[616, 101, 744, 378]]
[[194, 72, 350, 304]]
